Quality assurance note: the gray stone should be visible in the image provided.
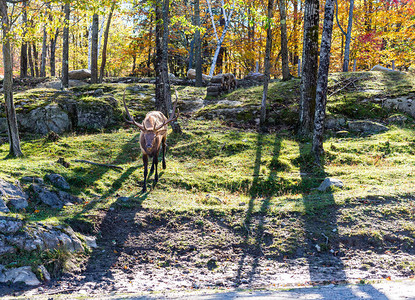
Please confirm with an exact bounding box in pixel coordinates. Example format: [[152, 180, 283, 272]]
[[317, 178, 344, 192], [0, 217, 23, 234], [371, 65, 402, 73], [0, 199, 9, 213], [36, 80, 88, 89], [18, 104, 71, 135], [118, 197, 129, 202], [325, 117, 347, 130], [77, 102, 115, 130], [0, 179, 28, 211], [21, 176, 44, 185], [37, 265, 51, 282], [383, 95, 415, 118], [386, 114, 408, 125], [348, 120, 389, 133], [68, 69, 91, 80], [0, 236, 16, 256], [93, 88, 104, 97], [57, 191, 82, 204], [0, 266, 41, 286], [31, 184, 63, 209], [46, 174, 70, 190], [84, 235, 97, 249]]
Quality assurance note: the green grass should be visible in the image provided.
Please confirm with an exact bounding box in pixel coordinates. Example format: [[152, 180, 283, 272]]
[[1, 72, 415, 275]]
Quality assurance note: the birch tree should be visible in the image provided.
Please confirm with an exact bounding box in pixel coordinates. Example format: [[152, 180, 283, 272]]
[[206, 0, 235, 77]]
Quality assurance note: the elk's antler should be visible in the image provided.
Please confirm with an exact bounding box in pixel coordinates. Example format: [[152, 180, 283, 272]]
[[122, 90, 146, 131], [154, 90, 180, 131]]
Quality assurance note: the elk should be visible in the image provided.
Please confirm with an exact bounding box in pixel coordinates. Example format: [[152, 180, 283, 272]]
[[123, 91, 179, 193]]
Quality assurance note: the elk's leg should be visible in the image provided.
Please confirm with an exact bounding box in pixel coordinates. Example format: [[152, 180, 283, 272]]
[[142, 154, 148, 193], [162, 136, 167, 169], [153, 154, 159, 183]]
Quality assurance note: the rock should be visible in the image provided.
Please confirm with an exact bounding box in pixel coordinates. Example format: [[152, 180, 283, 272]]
[[348, 120, 389, 133], [168, 73, 176, 80], [77, 101, 116, 130], [0, 237, 16, 256], [84, 235, 98, 249], [37, 265, 51, 282], [383, 95, 415, 118], [317, 178, 344, 192], [57, 191, 82, 204], [31, 184, 63, 209], [0, 199, 9, 213], [68, 69, 91, 80], [371, 65, 401, 73], [118, 197, 129, 202], [325, 116, 346, 130], [18, 104, 72, 135], [0, 266, 41, 286], [20, 176, 44, 185], [46, 174, 70, 190], [93, 89, 104, 97], [0, 216, 23, 234], [386, 114, 408, 125], [36, 80, 88, 89], [0, 179, 28, 211]]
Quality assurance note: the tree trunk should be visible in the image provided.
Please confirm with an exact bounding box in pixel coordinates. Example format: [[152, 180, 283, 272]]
[[278, 0, 290, 80], [292, 0, 299, 65], [50, 29, 59, 77], [90, 13, 99, 84], [32, 43, 39, 77], [155, 0, 163, 111], [0, 0, 23, 157], [28, 43, 34, 77], [342, 0, 354, 72], [62, 2, 70, 88], [99, 4, 115, 83], [260, 0, 274, 131], [298, 0, 319, 137], [312, 0, 335, 163], [161, 0, 181, 133], [40, 25, 47, 77], [20, 0, 28, 78], [194, 0, 203, 87]]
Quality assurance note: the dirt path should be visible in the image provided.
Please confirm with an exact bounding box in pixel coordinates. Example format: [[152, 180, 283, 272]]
[[2, 205, 414, 298]]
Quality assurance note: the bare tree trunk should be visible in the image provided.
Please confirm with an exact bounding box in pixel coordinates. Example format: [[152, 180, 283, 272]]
[[194, 0, 203, 87], [147, 15, 153, 76], [50, 29, 59, 77], [99, 4, 115, 83], [62, 2, 70, 88], [40, 25, 47, 77], [28, 43, 34, 77], [312, 0, 335, 163], [20, 0, 28, 78], [260, 0, 274, 131], [0, 0, 23, 157], [298, 0, 319, 137], [32, 42, 39, 77], [90, 13, 99, 84], [162, 0, 181, 133], [278, 0, 290, 80], [342, 0, 354, 72], [155, 0, 163, 111]]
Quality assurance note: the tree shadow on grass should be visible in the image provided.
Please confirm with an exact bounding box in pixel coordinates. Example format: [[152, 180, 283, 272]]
[[234, 133, 281, 285]]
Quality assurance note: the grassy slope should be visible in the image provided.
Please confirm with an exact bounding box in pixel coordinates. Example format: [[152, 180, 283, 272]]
[[0, 72, 414, 274]]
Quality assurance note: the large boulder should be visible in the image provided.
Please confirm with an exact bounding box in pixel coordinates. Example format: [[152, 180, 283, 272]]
[[370, 65, 402, 73], [46, 174, 70, 190], [348, 120, 389, 133], [36, 79, 88, 90], [0, 179, 28, 212], [187, 69, 212, 82], [68, 69, 91, 80], [0, 266, 41, 286], [18, 104, 72, 135], [77, 99, 117, 130], [382, 95, 415, 118]]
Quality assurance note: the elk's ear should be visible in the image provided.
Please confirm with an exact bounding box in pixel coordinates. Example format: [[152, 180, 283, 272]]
[[156, 129, 167, 136]]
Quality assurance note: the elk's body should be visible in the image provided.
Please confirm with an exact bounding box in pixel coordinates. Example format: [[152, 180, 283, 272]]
[[123, 92, 178, 193]]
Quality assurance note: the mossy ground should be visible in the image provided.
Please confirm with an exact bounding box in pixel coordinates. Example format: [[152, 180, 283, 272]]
[[0, 72, 415, 286]]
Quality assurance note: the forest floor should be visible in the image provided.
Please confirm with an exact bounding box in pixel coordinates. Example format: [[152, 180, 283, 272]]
[[1, 72, 415, 299]]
